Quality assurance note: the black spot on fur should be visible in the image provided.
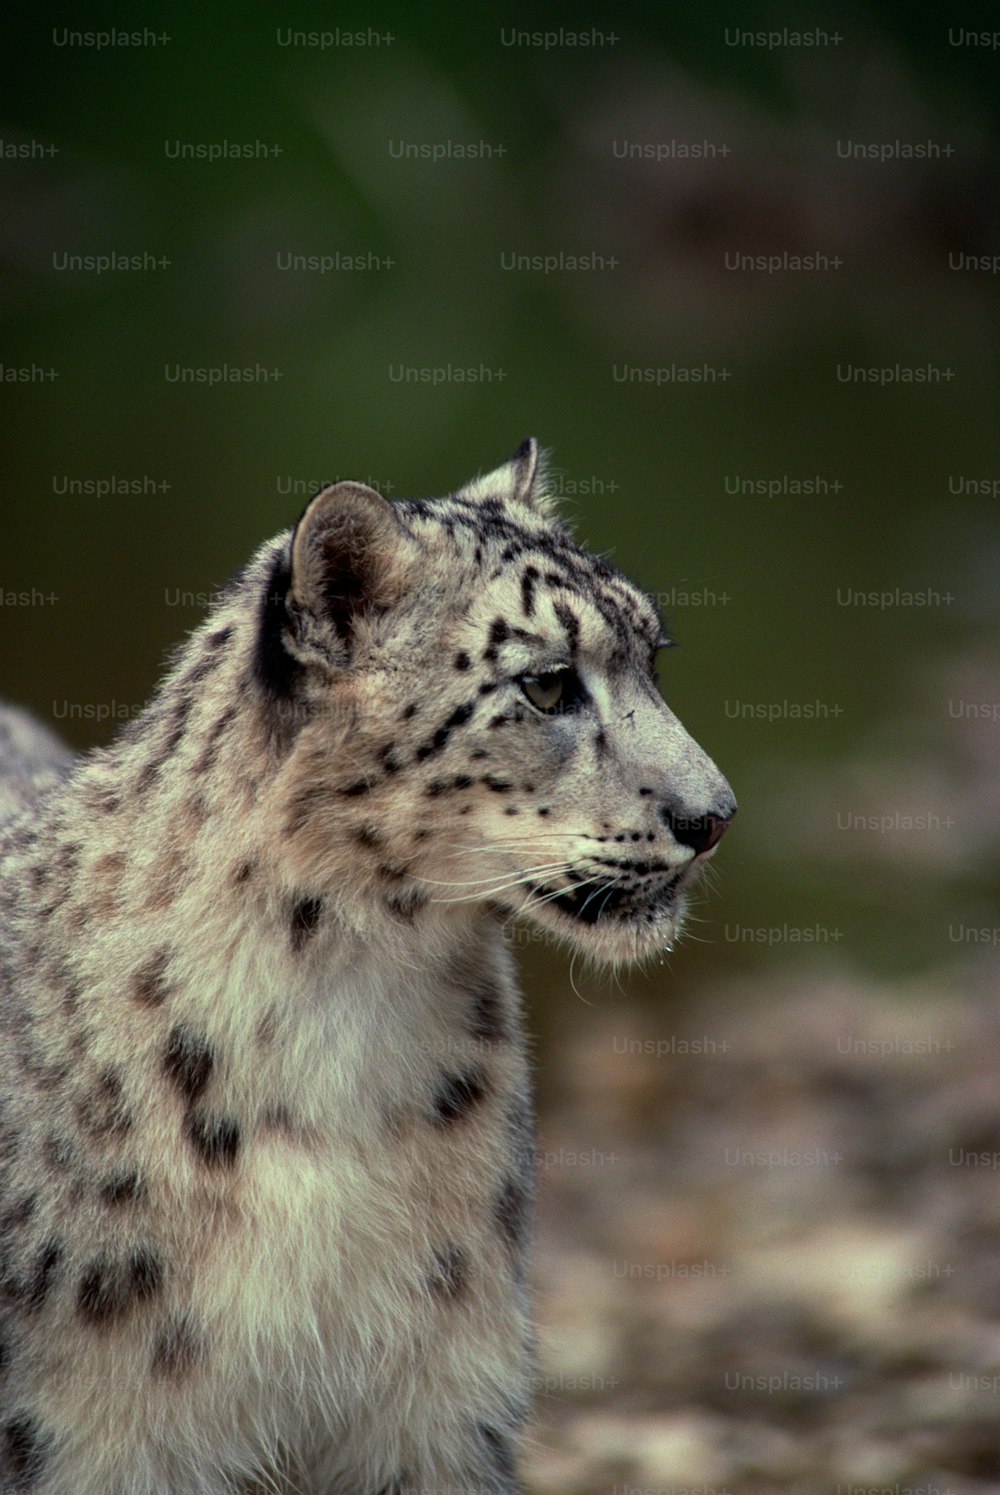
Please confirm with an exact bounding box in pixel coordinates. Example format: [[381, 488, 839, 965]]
[[53, 842, 80, 878], [415, 701, 476, 763], [77, 1248, 162, 1325], [130, 1248, 162, 1300], [205, 624, 234, 651], [152, 1313, 202, 1379], [0, 1195, 36, 1237], [179, 652, 220, 689], [483, 775, 513, 792], [482, 617, 511, 662], [253, 552, 301, 701], [185, 1114, 241, 1170], [262, 1102, 298, 1136], [340, 779, 373, 797], [478, 1423, 518, 1483], [469, 982, 508, 1044], [3, 1414, 48, 1486], [233, 858, 256, 885], [402, 702, 418, 718], [75, 1068, 132, 1139], [426, 773, 474, 796], [43, 1136, 74, 1172], [285, 783, 339, 834], [290, 894, 323, 951], [446, 700, 475, 731], [163, 1026, 214, 1104], [100, 1169, 145, 1208], [193, 704, 237, 775], [134, 698, 191, 793], [355, 824, 382, 846], [454, 651, 471, 670], [24, 1240, 62, 1311], [131, 949, 171, 1007], [427, 1242, 469, 1300], [495, 1175, 532, 1255], [431, 1069, 488, 1126], [386, 889, 429, 922]]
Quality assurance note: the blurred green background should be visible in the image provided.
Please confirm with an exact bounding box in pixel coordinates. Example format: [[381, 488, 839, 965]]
[[4, 1, 997, 1000]]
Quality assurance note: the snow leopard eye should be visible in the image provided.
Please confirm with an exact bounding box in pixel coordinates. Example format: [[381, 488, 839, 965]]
[[519, 669, 583, 715]]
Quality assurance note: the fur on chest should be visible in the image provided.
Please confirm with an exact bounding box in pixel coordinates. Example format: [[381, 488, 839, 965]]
[[0, 905, 535, 1486]]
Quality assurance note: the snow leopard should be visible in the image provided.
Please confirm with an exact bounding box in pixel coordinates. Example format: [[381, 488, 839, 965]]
[[0, 439, 735, 1492]]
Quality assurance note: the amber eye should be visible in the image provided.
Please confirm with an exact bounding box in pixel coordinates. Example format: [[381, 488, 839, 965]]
[[520, 670, 576, 714]]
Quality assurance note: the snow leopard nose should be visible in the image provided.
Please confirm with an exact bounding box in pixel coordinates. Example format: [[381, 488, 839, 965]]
[[660, 803, 736, 856]]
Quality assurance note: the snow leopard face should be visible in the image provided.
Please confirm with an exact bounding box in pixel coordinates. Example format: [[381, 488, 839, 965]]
[[257, 439, 736, 964]]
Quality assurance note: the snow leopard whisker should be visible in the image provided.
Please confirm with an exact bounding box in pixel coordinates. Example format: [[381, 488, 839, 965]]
[[413, 860, 575, 889], [426, 872, 574, 906], [516, 871, 613, 916]]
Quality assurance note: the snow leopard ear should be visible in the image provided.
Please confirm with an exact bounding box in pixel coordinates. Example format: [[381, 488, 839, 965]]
[[289, 481, 410, 636], [456, 438, 558, 518]]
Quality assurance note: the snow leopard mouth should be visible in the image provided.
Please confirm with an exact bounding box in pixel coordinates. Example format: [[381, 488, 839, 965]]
[[525, 870, 687, 927]]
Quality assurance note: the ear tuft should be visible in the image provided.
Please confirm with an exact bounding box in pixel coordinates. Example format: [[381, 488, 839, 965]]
[[509, 437, 540, 503], [455, 438, 559, 519], [290, 481, 408, 639]]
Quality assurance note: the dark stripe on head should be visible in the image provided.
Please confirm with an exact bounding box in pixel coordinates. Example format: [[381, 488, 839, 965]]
[[483, 617, 511, 662], [520, 565, 538, 616], [552, 599, 580, 654]]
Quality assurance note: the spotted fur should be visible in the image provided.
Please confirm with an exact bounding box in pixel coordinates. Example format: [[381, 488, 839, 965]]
[[0, 439, 734, 1492]]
